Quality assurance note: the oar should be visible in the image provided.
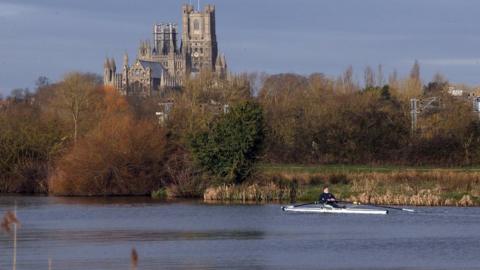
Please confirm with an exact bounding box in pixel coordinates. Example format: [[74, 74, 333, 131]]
[[338, 201, 415, 213], [281, 201, 316, 211], [292, 202, 316, 208], [376, 205, 415, 212]]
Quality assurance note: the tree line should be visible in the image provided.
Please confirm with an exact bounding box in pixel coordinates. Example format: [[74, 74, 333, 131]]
[[1, 62, 480, 195], [258, 63, 480, 165]]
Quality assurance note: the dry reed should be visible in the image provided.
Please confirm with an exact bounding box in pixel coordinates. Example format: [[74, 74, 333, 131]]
[[131, 248, 138, 270], [203, 170, 480, 206], [204, 183, 292, 202]]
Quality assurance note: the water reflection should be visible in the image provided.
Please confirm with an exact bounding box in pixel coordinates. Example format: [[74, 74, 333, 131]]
[[51, 196, 264, 206], [0, 195, 269, 209], [53, 196, 174, 205], [19, 229, 265, 243]]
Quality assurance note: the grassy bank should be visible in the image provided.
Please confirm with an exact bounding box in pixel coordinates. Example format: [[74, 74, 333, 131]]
[[260, 164, 480, 174], [203, 164, 480, 206]]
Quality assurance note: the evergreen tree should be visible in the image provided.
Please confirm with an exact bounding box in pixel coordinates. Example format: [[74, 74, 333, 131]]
[[190, 101, 265, 184]]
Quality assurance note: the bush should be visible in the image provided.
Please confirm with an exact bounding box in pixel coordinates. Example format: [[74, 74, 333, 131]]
[[163, 147, 207, 198], [49, 115, 167, 196], [151, 188, 167, 199], [190, 101, 265, 184], [0, 104, 64, 193]]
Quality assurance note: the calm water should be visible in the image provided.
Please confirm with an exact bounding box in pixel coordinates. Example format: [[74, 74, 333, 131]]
[[1, 196, 480, 270]]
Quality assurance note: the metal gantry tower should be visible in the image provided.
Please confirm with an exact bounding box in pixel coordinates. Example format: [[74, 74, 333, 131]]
[[410, 97, 440, 134]]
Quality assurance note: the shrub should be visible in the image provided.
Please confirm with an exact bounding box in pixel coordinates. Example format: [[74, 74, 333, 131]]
[[190, 101, 265, 184], [163, 147, 207, 198], [0, 104, 64, 193], [49, 115, 167, 196], [151, 188, 167, 199]]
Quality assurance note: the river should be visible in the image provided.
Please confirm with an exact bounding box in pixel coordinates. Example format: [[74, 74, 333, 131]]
[[0, 196, 479, 270]]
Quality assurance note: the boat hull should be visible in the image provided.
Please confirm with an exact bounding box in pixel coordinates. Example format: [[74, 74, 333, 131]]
[[282, 205, 388, 215]]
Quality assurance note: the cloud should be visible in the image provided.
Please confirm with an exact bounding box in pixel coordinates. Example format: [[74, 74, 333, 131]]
[[0, 3, 34, 18], [420, 58, 480, 66]]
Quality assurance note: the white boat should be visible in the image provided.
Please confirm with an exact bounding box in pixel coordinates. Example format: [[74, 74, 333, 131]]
[[281, 205, 388, 215]]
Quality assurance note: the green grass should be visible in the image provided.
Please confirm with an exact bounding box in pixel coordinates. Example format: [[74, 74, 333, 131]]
[[151, 188, 167, 199], [259, 163, 480, 174], [441, 191, 476, 201], [296, 186, 323, 202]]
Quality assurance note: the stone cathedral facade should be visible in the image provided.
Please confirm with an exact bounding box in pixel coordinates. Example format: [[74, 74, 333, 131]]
[[103, 4, 227, 96]]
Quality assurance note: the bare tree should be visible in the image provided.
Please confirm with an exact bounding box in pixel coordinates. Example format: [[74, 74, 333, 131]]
[[376, 64, 385, 87], [35, 76, 50, 89], [52, 73, 101, 143], [410, 60, 421, 81], [364, 66, 375, 88], [432, 72, 448, 85], [388, 69, 398, 86], [404, 60, 422, 98], [342, 65, 355, 93]]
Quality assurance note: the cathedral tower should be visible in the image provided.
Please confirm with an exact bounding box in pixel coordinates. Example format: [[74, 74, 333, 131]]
[[104, 3, 227, 96], [103, 58, 116, 86], [153, 23, 178, 55], [181, 4, 218, 74]]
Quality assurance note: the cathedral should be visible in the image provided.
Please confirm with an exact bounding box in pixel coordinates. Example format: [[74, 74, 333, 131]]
[[103, 4, 227, 96]]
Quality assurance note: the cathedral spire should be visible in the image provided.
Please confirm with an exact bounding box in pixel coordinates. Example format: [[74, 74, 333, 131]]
[[123, 52, 129, 67], [110, 58, 116, 71], [104, 3, 225, 94], [221, 54, 227, 69], [104, 57, 111, 69], [169, 24, 175, 54], [215, 53, 222, 67]]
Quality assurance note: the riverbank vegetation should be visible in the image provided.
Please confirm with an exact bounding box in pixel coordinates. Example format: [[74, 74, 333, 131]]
[[2, 63, 480, 205], [243, 168, 479, 206]]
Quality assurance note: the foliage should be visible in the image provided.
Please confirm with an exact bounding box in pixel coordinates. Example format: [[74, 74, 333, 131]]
[[166, 72, 252, 145], [151, 187, 167, 199], [259, 74, 409, 164], [0, 103, 65, 193], [49, 91, 167, 196], [162, 146, 207, 198], [190, 101, 265, 184], [4, 64, 480, 196], [47, 72, 103, 143]]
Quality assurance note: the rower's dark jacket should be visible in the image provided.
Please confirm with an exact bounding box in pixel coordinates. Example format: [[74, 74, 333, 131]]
[[319, 192, 336, 204]]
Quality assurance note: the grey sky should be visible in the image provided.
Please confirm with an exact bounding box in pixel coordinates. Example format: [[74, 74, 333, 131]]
[[1, 0, 480, 95]]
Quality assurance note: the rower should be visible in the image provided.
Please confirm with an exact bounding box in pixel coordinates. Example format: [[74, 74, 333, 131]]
[[318, 186, 341, 208]]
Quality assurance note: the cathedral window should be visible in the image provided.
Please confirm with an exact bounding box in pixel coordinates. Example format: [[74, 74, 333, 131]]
[[194, 19, 200, 30]]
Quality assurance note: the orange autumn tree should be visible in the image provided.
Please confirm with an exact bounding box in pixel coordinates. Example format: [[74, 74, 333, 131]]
[[49, 86, 167, 196]]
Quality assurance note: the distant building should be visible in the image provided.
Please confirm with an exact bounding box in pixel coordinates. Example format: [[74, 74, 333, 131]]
[[448, 86, 464, 97], [104, 3, 227, 97], [473, 97, 480, 112]]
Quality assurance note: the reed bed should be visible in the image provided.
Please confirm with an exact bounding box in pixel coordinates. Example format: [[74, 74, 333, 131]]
[[204, 183, 292, 202], [203, 170, 480, 206]]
